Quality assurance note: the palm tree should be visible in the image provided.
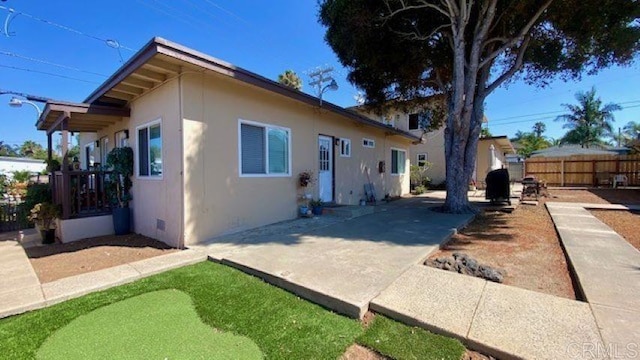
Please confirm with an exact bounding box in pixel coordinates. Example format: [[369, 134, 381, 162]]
[[277, 70, 303, 91], [623, 121, 640, 141], [555, 87, 621, 148], [533, 122, 546, 138]]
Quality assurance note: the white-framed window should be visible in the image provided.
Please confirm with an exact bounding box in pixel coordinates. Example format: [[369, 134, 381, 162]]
[[84, 143, 95, 170], [417, 153, 428, 167], [136, 119, 163, 178], [391, 148, 406, 175], [115, 130, 128, 148], [362, 138, 375, 148], [99, 136, 109, 166], [339, 138, 351, 157], [239, 119, 291, 177]]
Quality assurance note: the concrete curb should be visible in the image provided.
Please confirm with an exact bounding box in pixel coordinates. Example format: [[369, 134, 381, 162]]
[[0, 249, 208, 319]]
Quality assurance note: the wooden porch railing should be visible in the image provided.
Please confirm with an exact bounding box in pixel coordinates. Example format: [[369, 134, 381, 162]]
[[52, 170, 113, 219]]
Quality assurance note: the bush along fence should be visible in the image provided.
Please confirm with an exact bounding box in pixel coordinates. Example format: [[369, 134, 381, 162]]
[[525, 154, 640, 187]]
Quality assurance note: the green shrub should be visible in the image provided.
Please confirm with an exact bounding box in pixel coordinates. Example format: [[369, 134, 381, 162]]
[[12, 170, 32, 183], [18, 183, 52, 227], [414, 185, 427, 194]]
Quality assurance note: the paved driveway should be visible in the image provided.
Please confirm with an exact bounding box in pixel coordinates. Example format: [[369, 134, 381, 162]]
[[195, 198, 473, 318]]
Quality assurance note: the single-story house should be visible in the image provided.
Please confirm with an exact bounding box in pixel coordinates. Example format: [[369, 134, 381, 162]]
[[349, 106, 515, 186], [35, 37, 419, 247], [0, 156, 46, 179], [530, 145, 624, 158]]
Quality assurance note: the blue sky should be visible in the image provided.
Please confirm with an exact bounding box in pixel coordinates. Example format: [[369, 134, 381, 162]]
[[1, 1, 639, 149]]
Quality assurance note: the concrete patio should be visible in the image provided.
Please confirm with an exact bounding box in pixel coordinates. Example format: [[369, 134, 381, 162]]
[[195, 197, 475, 318]]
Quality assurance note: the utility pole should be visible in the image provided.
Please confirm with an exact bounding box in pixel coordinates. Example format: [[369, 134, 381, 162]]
[[308, 67, 338, 106]]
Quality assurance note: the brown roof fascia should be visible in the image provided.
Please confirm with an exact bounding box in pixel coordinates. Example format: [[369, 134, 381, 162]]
[[81, 37, 420, 142]]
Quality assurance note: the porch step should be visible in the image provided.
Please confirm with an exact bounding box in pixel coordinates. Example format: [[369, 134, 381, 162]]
[[322, 205, 374, 218]]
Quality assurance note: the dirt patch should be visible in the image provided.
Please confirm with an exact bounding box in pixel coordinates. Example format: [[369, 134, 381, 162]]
[[428, 204, 576, 299], [548, 188, 640, 204], [340, 345, 388, 360], [26, 234, 177, 283], [591, 210, 640, 251]]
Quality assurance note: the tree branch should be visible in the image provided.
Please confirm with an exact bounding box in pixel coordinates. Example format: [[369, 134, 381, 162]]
[[485, 35, 531, 94], [479, 0, 553, 68], [382, 0, 450, 19]]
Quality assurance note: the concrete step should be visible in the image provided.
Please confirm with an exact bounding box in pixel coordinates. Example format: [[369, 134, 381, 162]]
[[322, 205, 375, 218], [371, 265, 605, 360]]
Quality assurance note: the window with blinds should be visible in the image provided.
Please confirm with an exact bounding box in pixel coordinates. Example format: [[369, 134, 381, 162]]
[[239, 120, 290, 176], [391, 148, 406, 175]]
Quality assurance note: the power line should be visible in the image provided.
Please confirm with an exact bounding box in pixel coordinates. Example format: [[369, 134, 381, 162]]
[[0, 64, 99, 84], [0, 5, 134, 59], [490, 99, 640, 123], [0, 50, 109, 77], [490, 104, 640, 127]]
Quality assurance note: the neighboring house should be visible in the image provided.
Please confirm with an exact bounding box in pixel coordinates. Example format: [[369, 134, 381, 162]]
[[350, 107, 515, 186], [0, 156, 46, 179], [34, 37, 418, 246], [530, 145, 621, 158]]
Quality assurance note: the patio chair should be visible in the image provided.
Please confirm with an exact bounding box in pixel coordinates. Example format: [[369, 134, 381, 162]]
[[613, 174, 629, 188], [595, 172, 611, 187]]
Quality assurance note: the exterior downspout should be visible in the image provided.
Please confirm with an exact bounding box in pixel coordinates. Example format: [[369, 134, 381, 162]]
[[178, 74, 185, 249]]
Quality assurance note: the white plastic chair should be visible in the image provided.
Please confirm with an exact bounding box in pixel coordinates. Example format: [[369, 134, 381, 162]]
[[613, 174, 628, 188]]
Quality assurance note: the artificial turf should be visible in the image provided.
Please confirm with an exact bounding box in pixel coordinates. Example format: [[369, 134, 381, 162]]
[[0, 261, 466, 360], [37, 290, 263, 359], [357, 315, 466, 360]]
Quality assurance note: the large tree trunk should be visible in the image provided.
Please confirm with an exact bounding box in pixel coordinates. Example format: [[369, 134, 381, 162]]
[[443, 100, 483, 213]]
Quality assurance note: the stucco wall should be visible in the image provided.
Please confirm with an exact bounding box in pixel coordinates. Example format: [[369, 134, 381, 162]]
[[409, 127, 447, 185], [476, 139, 508, 187], [78, 79, 183, 248], [181, 73, 411, 244]]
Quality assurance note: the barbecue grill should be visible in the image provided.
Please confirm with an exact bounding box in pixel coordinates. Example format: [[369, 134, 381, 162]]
[[485, 168, 511, 205]]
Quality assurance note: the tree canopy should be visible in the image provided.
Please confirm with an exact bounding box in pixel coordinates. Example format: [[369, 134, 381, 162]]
[[319, 0, 640, 212]]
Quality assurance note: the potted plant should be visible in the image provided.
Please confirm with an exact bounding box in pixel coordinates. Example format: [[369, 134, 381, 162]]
[[28, 202, 59, 244], [299, 171, 315, 187], [105, 147, 134, 235], [309, 198, 324, 216]]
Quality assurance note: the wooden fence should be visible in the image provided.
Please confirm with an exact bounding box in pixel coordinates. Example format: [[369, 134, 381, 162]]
[[524, 154, 640, 187], [0, 203, 31, 232]]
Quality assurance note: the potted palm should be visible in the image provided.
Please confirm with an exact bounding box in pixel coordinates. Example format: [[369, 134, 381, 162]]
[[28, 202, 59, 244], [105, 147, 134, 235], [309, 198, 324, 216]]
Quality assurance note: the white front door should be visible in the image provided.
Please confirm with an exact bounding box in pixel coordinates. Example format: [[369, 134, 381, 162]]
[[318, 135, 333, 202]]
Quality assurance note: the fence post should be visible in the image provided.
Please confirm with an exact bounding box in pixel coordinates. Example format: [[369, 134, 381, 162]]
[[592, 160, 597, 187], [561, 160, 565, 187]]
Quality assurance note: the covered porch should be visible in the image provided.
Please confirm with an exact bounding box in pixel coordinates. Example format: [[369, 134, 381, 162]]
[[36, 101, 130, 220]]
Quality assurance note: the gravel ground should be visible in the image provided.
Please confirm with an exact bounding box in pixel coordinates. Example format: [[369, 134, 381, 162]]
[[27, 234, 177, 283], [429, 204, 576, 299], [590, 210, 640, 251]]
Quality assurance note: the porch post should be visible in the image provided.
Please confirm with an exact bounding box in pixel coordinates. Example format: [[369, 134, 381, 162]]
[[60, 117, 71, 219], [47, 131, 56, 208]]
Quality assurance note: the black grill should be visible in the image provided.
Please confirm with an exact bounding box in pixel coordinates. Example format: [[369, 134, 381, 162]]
[[485, 169, 511, 205]]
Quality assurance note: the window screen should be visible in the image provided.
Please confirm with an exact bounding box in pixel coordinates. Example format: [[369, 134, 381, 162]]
[[138, 127, 149, 176], [241, 123, 266, 174]]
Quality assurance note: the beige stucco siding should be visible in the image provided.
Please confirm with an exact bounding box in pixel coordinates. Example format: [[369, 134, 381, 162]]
[[409, 128, 446, 185], [181, 73, 410, 244], [78, 79, 183, 247], [476, 139, 508, 187]]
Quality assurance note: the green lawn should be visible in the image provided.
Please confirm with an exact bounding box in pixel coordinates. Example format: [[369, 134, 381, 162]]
[[0, 262, 465, 360]]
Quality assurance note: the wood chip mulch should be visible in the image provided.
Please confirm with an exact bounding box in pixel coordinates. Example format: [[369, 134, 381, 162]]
[[547, 189, 640, 205], [26, 233, 178, 283]]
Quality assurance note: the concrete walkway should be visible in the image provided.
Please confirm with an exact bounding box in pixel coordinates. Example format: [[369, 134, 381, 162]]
[[195, 197, 474, 318], [0, 230, 207, 319], [546, 202, 640, 354], [0, 231, 45, 318], [371, 265, 605, 360]]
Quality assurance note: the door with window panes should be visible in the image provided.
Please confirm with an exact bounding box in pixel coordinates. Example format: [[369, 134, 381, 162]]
[[318, 136, 333, 202]]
